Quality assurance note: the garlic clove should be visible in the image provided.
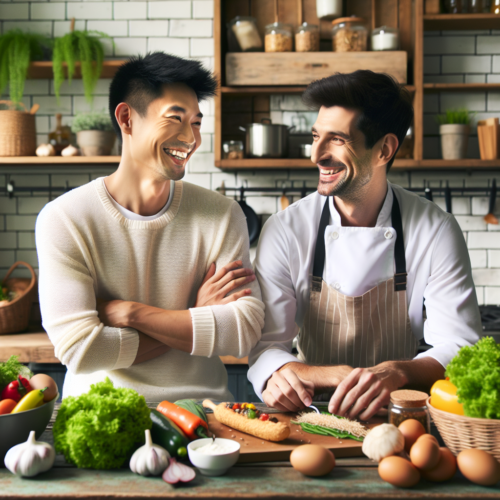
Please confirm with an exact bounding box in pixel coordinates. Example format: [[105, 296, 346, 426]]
[[362, 423, 405, 463], [130, 429, 170, 477], [61, 144, 80, 157], [36, 144, 56, 157]]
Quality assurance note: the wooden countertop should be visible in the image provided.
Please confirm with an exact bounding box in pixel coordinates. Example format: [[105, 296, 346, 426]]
[[0, 329, 248, 365]]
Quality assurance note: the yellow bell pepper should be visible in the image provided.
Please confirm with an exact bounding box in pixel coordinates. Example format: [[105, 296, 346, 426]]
[[11, 388, 46, 414], [430, 379, 464, 415]]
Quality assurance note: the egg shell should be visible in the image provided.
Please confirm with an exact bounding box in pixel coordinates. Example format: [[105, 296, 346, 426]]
[[410, 437, 440, 471], [422, 448, 457, 482], [457, 449, 500, 486], [290, 445, 335, 477], [29, 374, 58, 402], [398, 420, 427, 453], [379, 456, 420, 488], [414, 434, 439, 447]]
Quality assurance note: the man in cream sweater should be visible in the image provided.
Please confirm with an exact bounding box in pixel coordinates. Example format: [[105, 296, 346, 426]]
[[36, 52, 265, 402]]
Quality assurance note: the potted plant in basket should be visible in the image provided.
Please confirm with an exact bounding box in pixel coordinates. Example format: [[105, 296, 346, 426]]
[[71, 112, 116, 156], [437, 109, 473, 160]]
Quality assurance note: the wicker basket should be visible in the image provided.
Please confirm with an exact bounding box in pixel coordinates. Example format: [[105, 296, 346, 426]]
[[0, 261, 37, 335], [0, 101, 37, 157], [427, 397, 500, 461]]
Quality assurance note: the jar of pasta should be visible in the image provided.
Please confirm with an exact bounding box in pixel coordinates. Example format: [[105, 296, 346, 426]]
[[388, 390, 431, 433], [331, 17, 367, 52], [295, 23, 320, 52], [265, 22, 293, 52]]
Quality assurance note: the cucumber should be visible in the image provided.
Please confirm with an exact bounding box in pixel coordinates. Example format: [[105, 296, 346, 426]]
[[150, 409, 190, 459], [174, 399, 208, 425]]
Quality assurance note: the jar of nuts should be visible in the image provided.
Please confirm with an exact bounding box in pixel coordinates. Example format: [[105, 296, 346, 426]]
[[265, 22, 293, 52], [388, 390, 431, 433], [222, 140, 244, 160], [295, 23, 320, 52], [331, 17, 367, 52]]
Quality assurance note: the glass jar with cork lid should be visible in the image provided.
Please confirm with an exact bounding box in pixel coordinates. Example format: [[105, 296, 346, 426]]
[[331, 17, 367, 52], [388, 390, 431, 433], [265, 22, 293, 52]]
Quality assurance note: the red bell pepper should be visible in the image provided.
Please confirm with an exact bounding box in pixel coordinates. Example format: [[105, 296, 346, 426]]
[[1, 376, 32, 402], [157, 401, 209, 440]]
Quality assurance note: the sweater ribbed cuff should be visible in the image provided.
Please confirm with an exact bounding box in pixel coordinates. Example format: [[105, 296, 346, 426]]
[[113, 327, 140, 370], [189, 307, 216, 357]]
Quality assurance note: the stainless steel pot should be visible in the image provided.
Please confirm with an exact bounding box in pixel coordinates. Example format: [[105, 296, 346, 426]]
[[239, 118, 294, 158]]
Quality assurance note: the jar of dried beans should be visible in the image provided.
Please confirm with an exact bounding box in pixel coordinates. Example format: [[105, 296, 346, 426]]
[[331, 17, 367, 52], [388, 390, 431, 433], [295, 23, 320, 52], [265, 22, 293, 52]]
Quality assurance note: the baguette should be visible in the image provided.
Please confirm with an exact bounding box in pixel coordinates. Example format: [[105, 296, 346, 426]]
[[203, 400, 290, 442]]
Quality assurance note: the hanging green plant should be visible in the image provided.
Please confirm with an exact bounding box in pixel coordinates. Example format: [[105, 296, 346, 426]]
[[0, 30, 49, 103], [52, 30, 111, 104]]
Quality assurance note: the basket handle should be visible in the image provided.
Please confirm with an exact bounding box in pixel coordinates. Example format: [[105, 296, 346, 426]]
[[1, 261, 37, 298], [0, 100, 28, 112]]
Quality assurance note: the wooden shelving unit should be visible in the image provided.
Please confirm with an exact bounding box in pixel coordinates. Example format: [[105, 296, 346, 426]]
[[424, 83, 500, 92], [0, 156, 120, 165], [423, 13, 500, 31]]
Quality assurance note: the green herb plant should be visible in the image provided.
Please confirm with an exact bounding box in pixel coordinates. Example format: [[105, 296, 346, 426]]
[[436, 109, 474, 125], [53, 377, 152, 469], [0, 30, 49, 103], [0, 355, 32, 392], [446, 336, 500, 419], [52, 30, 111, 104], [71, 112, 114, 133]]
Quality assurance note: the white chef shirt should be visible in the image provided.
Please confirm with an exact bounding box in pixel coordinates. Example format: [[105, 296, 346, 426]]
[[248, 182, 482, 399]]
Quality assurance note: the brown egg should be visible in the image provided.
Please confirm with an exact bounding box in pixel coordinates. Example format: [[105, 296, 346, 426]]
[[29, 373, 58, 402], [457, 449, 500, 486], [410, 436, 440, 471], [422, 448, 457, 482], [290, 445, 335, 477], [379, 456, 420, 488], [398, 419, 427, 453]]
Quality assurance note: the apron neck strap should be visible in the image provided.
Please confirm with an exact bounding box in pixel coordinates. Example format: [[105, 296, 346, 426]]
[[312, 189, 407, 292]]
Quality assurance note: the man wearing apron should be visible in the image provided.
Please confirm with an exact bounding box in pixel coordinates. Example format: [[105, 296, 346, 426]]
[[248, 71, 481, 420]]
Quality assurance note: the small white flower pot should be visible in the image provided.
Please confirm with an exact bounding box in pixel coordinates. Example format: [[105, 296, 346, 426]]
[[77, 130, 116, 156], [440, 124, 470, 160]]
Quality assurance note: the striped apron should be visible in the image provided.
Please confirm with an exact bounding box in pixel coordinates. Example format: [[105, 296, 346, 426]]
[[297, 190, 418, 369]]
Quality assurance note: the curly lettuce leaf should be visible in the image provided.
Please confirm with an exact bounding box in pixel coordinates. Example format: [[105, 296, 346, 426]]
[[445, 336, 500, 420], [0, 355, 32, 391], [53, 377, 151, 469]]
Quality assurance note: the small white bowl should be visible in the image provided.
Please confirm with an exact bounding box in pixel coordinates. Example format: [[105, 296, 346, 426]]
[[187, 438, 240, 476]]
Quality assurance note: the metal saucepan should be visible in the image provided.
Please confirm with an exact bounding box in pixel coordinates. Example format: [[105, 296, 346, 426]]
[[239, 118, 294, 158], [299, 144, 312, 158]]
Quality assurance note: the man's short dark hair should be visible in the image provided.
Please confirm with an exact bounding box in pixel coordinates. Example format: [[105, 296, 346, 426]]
[[302, 70, 413, 171], [109, 52, 218, 137]]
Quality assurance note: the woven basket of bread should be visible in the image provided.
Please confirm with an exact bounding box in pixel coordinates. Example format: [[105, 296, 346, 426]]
[[0, 261, 37, 335], [0, 101, 37, 156], [427, 397, 500, 461]]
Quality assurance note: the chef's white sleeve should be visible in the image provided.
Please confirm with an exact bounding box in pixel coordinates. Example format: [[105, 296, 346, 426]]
[[415, 215, 481, 368], [248, 215, 302, 399]]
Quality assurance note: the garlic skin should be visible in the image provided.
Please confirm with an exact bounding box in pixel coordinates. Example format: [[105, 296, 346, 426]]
[[362, 423, 405, 462], [5, 431, 55, 477], [61, 144, 80, 157], [36, 144, 56, 157], [130, 429, 170, 476]]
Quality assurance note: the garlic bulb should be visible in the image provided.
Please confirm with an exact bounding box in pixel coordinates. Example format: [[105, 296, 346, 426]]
[[362, 423, 405, 462], [61, 144, 80, 157], [5, 431, 55, 477], [130, 429, 170, 476], [36, 144, 55, 157]]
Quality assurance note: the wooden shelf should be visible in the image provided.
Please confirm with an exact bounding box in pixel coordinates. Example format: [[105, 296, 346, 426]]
[[0, 156, 121, 165], [27, 60, 126, 79], [221, 85, 416, 94], [424, 83, 500, 91], [423, 13, 500, 31]]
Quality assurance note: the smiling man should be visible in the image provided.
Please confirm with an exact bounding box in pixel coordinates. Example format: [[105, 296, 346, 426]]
[[248, 70, 481, 418], [36, 53, 264, 401]]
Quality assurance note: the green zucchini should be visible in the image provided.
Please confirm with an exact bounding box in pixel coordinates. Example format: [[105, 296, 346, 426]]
[[150, 409, 190, 459], [174, 399, 208, 425]]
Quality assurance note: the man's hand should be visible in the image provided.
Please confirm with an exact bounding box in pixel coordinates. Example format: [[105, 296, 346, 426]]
[[195, 260, 255, 307], [97, 299, 133, 328], [328, 363, 407, 420], [262, 367, 315, 413]]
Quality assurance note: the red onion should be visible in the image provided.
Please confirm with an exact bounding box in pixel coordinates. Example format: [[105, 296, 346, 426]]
[[162, 459, 196, 484]]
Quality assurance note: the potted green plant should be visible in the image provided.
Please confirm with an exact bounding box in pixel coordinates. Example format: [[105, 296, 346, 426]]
[[71, 112, 116, 156], [437, 109, 473, 160]]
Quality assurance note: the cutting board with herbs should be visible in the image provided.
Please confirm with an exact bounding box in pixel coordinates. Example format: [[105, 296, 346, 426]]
[[207, 413, 383, 463]]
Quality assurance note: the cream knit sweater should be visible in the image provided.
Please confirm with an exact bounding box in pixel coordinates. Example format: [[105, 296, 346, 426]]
[[35, 178, 265, 402]]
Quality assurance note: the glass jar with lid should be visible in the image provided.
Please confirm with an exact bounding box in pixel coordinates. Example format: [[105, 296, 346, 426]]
[[227, 16, 263, 52], [295, 22, 320, 52], [265, 22, 293, 52], [388, 390, 431, 433], [371, 26, 399, 51], [222, 140, 244, 159], [331, 17, 367, 52]]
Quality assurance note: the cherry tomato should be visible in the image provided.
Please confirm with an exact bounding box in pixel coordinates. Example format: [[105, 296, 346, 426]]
[[232, 403, 241, 411], [259, 413, 270, 421]]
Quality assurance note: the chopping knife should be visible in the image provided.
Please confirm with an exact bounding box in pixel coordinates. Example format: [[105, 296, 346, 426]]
[[484, 179, 498, 225], [445, 184, 452, 213], [237, 187, 261, 244]]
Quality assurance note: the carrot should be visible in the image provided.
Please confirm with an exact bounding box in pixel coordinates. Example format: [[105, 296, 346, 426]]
[[0, 398, 17, 415], [157, 400, 209, 440]]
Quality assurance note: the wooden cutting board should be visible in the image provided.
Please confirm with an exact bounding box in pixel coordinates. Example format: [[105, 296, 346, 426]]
[[207, 413, 383, 463]]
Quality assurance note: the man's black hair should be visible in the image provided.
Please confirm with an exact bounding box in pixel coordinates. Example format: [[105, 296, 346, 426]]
[[109, 52, 218, 138], [302, 70, 413, 171]]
